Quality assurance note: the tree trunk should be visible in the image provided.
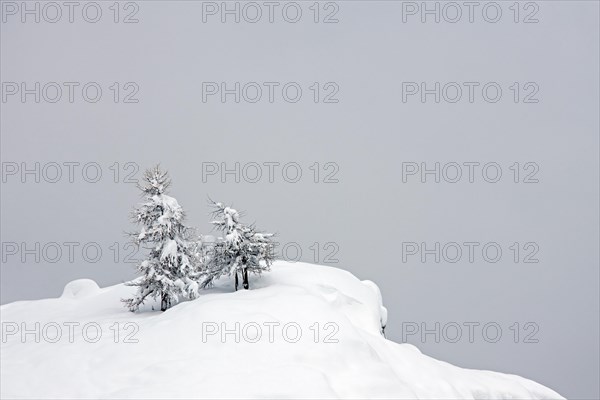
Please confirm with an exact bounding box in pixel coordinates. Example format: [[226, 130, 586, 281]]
[[234, 271, 239, 291], [161, 293, 169, 311], [242, 267, 249, 290]]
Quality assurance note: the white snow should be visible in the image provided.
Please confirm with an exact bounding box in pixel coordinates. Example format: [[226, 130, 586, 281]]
[[160, 194, 181, 212], [0, 262, 563, 399], [160, 239, 178, 261], [361, 279, 388, 329], [155, 194, 183, 226], [60, 279, 101, 299]]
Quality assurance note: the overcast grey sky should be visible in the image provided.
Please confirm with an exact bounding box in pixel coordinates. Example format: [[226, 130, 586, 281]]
[[1, 1, 599, 398]]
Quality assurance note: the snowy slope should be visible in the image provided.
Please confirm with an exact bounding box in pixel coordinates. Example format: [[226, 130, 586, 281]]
[[0, 262, 563, 399]]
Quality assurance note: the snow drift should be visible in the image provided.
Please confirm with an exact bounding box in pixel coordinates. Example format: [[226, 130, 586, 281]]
[[0, 261, 563, 399]]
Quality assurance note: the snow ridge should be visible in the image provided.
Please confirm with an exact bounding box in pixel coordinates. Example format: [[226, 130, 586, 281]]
[[0, 261, 563, 399]]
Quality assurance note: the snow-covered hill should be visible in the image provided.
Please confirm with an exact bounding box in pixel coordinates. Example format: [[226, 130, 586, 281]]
[[1, 262, 563, 399]]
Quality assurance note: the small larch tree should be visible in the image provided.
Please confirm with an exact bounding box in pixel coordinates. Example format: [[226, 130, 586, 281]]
[[123, 166, 200, 312], [201, 200, 275, 291]]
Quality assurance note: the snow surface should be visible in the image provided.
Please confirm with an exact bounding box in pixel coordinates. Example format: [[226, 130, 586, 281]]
[[1, 261, 563, 399]]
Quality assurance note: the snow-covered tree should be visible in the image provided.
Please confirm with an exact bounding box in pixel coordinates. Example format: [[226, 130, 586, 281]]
[[123, 166, 200, 312], [200, 200, 275, 291]]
